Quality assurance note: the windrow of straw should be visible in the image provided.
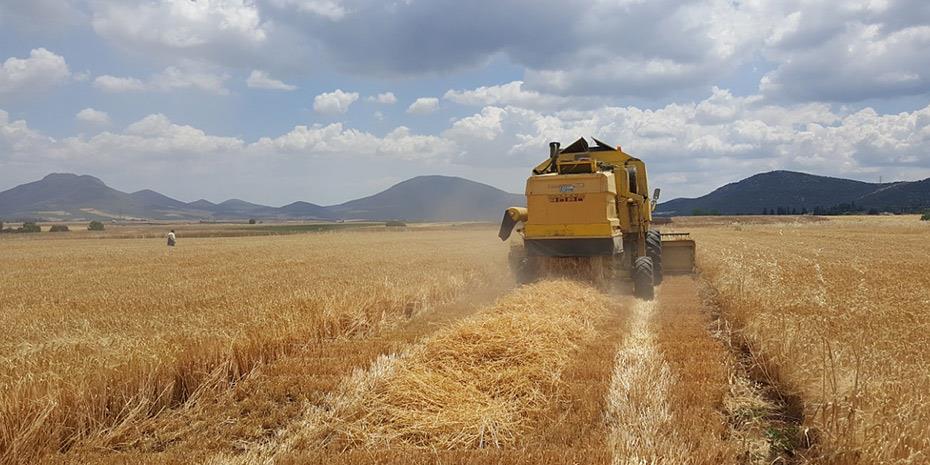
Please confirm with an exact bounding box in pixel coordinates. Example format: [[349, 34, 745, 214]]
[[233, 279, 612, 460], [533, 256, 614, 288]]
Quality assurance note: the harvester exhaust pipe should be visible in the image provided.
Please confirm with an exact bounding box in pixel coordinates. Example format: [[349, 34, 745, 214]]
[[548, 142, 560, 173]]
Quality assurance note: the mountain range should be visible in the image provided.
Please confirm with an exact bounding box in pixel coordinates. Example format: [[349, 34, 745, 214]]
[[2, 170, 929, 222], [656, 170, 930, 215], [0, 174, 524, 222]]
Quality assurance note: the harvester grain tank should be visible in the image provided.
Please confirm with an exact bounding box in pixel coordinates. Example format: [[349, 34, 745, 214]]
[[498, 138, 695, 299]]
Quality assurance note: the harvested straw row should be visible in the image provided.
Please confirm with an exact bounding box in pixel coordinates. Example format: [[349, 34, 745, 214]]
[[50, 286, 507, 464], [305, 279, 612, 450], [219, 280, 612, 463], [605, 297, 689, 464], [533, 256, 614, 288]]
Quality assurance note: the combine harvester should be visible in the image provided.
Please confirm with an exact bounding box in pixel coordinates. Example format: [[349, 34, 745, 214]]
[[498, 138, 694, 299]]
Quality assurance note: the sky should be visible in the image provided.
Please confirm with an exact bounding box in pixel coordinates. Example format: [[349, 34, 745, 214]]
[[1, 0, 930, 206]]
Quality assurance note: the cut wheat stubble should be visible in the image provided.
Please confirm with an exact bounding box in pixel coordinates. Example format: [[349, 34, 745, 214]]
[[212, 280, 612, 464]]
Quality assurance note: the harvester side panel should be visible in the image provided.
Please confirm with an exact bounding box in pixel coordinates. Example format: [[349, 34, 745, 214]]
[[661, 234, 696, 273]]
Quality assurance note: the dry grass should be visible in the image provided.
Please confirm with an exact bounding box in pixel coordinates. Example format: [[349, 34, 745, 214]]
[[322, 281, 609, 449], [212, 280, 612, 463], [0, 229, 508, 464], [693, 216, 930, 463], [533, 256, 615, 287]]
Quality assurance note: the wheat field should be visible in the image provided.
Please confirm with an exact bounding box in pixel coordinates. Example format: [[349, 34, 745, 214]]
[[691, 216, 930, 464], [0, 229, 508, 464], [2, 218, 928, 464]]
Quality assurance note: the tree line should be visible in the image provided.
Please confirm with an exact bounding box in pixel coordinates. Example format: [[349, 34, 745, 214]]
[[762, 201, 927, 216], [690, 201, 930, 216], [0, 221, 105, 233]]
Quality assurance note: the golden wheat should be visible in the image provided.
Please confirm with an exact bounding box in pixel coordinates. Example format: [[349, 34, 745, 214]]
[[208, 280, 611, 464], [7, 217, 923, 465], [692, 216, 930, 463], [0, 229, 508, 464]]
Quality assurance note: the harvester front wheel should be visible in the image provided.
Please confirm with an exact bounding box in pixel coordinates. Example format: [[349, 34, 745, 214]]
[[646, 230, 663, 285], [633, 256, 655, 300], [509, 247, 536, 285]]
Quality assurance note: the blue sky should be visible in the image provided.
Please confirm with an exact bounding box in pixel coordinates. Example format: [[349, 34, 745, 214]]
[[2, 0, 930, 206]]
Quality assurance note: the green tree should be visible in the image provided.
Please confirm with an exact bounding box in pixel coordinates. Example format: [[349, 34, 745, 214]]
[[691, 208, 721, 216], [88, 221, 105, 231], [49, 225, 70, 232], [921, 211, 930, 221], [21, 222, 41, 233]]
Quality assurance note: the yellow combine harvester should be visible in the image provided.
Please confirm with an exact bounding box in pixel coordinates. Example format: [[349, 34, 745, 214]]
[[498, 138, 695, 299]]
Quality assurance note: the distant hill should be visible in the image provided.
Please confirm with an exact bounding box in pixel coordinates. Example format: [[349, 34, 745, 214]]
[[0, 174, 157, 220], [5, 170, 928, 222], [0, 173, 522, 221], [657, 170, 930, 215], [857, 179, 930, 211], [211, 199, 275, 218], [328, 175, 525, 221], [0, 173, 332, 221], [279, 201, 334, 219], [188, 199, 217, 210]]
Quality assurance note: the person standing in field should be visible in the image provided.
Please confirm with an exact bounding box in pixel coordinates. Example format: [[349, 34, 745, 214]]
[[167, 229, 176, 247]]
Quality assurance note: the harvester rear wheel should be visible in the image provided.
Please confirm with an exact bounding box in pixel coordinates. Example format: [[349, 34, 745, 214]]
[[646, 230, 663, 285], [633, 256, 655, 300]]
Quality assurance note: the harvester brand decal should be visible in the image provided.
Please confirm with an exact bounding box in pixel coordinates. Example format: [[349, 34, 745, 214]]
[[549, 194, 585, 203], [558, 184, 576, 193]]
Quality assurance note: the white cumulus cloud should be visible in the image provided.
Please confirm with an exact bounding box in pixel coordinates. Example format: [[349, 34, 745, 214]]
[[313, 89, 359, 115], [5, 87, 930, 204], [0, 48, 71, 97], [367, 92, 397, 104], [93, 1, 268, 50], [268, 0, 348, 20], [760, 12, 930, 101], [88, 0, 312, 74], [0, 109, 53, 157], [246, 70, 297, 90], [75, 108, 111, 126], [94, 67, 229, 95], [444, 81, 571, 109], [63, 114, 245, 161], [407, 97, 439, 115], [443, 107, 506, 141], [92, 75, 147, 92]]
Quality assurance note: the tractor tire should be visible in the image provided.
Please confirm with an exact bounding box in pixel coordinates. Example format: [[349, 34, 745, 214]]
[[633, 256, 655, 300], [509, 248, 536, 285], [646, 230, 663, 285]]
